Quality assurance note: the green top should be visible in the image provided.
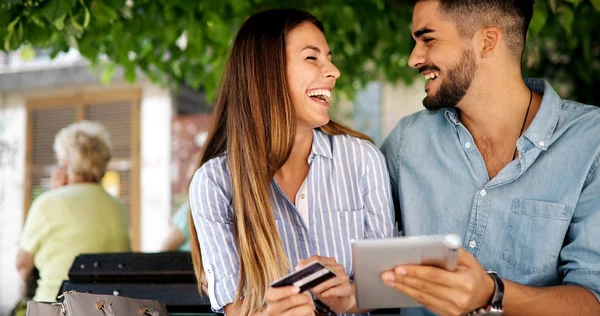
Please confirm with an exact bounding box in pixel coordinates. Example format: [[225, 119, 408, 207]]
[[20, 183, 131, 302], [172, 201, 191, 252]]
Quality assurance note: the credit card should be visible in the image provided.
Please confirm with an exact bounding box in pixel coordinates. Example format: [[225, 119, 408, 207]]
[[270, 261, 336, 292]]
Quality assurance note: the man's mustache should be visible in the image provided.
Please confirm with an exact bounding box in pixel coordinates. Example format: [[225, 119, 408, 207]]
[[419, 65, 441, 74]]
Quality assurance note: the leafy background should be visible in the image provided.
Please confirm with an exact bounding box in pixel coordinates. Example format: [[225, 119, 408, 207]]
[[2, 0, 599, 105]]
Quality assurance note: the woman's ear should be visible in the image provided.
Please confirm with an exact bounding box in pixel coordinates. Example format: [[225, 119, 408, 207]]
[[50, 163, 68, 189]]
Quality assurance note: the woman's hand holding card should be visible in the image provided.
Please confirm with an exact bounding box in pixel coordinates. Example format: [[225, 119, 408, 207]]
[[297, 256, 355, 314]]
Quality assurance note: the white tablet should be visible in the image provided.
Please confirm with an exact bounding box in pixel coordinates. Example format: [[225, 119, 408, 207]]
[[351, 234, 461, 309]]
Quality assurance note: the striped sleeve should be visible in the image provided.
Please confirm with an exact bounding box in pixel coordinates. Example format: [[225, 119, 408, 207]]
[[189, 158, 239, 313], [362, 141, 397, 239]]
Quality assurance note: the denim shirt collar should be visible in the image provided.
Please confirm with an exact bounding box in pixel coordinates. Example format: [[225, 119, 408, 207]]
[[521, 78, 561, 151], [444, 108, 460, 127], [443, 78, 561, 151]]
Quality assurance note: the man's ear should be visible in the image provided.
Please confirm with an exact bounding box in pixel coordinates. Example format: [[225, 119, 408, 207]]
[[480, 26, 502, 58]]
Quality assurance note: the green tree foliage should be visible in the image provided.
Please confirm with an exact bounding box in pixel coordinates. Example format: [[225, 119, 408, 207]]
[[1, 0, 599, 105], [525, 0, 600, 105]]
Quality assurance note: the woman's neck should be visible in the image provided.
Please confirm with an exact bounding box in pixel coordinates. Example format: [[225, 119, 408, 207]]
[[67, 174, 99, 185], [278, 128, 313, 176], [274, 128, 313, 204]]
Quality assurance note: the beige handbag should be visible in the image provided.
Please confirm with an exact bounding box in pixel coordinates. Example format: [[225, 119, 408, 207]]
[[26, 291, 169, 316], [25, 301, 62, 316]]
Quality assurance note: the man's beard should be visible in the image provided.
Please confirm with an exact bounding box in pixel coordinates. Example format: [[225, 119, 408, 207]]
[[422, 47, 477, 111]]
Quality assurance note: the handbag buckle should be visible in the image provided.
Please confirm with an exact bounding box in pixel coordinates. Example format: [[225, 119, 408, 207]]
[[51, 302, 66, 315], [140, 307, 159, 315], [57, 290, 76, 300]]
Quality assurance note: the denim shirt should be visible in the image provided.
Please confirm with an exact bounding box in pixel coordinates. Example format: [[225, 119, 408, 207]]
[[381, 79, 600, 316]]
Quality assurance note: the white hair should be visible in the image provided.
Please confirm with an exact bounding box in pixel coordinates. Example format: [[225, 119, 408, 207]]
[[53, 121, 112, 182]]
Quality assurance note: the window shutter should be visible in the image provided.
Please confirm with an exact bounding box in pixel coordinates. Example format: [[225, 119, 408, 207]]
[[29, 107, 77, 202], [86, 102, 132, 159], [31, 107, 76, 165], [86, 102, 134, 224]]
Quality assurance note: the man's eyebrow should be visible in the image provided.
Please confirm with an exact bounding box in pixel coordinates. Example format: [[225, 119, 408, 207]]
[[413, 27, 435, 39], [302, 45, 332, 56]]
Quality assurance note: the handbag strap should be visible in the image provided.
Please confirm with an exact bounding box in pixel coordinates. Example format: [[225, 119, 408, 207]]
[[52, 302, 66, 315], [95, 302, 115, 316], [140, 307, 160, 316]]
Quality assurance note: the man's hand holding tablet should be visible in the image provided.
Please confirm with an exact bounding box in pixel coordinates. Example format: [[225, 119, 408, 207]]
[[381, 247, 495, 316], [352, 234, 466, 309]]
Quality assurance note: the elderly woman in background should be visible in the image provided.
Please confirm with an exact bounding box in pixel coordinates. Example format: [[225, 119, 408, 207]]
[[16, 121, 131, 302]]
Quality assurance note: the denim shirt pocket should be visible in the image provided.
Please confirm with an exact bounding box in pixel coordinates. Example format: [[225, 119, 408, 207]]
[[501, 198, 573, 275]]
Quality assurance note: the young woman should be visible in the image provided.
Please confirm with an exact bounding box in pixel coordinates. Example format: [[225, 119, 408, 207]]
[[189, 9, 395, 315]]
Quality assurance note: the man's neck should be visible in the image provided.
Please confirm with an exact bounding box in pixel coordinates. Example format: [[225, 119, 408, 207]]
[[457, 76, 535, 143], [455, 74, 542, 178]]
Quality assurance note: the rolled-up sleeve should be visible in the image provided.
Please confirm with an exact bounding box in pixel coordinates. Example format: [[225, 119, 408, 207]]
[[559, 154, 600, 301], [189, 158, 239, 313], [362, 142, 396, 239]]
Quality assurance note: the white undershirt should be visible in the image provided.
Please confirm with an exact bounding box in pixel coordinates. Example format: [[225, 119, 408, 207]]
[[295, 177, 309, 225]]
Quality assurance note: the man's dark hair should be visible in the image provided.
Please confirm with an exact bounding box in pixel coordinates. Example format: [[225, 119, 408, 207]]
[[413, 0, 535, 62]]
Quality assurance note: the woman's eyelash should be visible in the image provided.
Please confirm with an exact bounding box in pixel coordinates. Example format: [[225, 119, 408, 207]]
[[423, 38, 434, 43], [306, 56, 317, 60]]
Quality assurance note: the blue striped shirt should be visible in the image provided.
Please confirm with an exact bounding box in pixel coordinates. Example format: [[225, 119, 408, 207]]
[[190, 128, 396, 313]]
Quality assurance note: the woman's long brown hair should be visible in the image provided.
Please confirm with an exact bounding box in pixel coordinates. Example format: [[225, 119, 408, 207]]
[[188, 9, 370, 315]]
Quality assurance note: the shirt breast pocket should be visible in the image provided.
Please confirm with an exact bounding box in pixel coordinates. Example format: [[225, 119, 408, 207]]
[[501, 198, 573, 275]]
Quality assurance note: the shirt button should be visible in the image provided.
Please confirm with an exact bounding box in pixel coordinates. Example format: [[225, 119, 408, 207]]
[[301, 194, 305, 199], [469, 241, 477, 248], [465, 142, 471, 149], [539, 141, 545, 146], [480, 190, 487, 197]]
